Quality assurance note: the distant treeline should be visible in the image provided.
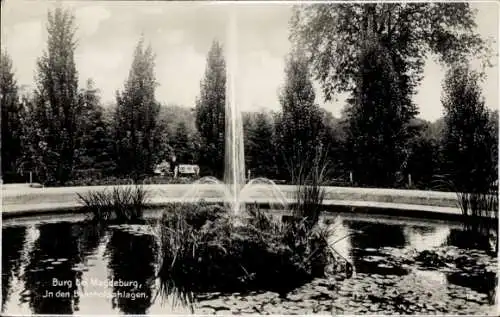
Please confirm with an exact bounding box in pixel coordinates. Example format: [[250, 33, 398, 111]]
[[1, 6, 498, 193]]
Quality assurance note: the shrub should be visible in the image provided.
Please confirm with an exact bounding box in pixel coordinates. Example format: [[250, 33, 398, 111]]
[[78, 185, 149, 223], [64, 176, 134, 187]]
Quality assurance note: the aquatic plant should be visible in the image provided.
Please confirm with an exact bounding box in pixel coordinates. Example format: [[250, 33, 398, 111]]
[[456, 188, 498, 254], [434, 175, 498, 253], [156, 202, 333, 301], [287, 147, 330, 230], [77, 185, 149, 223]]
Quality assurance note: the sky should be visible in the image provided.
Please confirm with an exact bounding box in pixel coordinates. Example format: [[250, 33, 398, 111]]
[[1, 0, 498, 121]]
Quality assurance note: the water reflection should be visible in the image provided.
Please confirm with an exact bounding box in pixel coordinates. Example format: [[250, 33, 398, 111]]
[[76, 222, 107, 259], [405, 225, 449, 251], [21, 222, 84, 314], [105, 227, 156, 314], [447, 228, 495, 253], [2, 226, 26, 312], [447, 271, 497, 298], [327, 216, 351, 261], [347, 220, 407, 249], [1, 212, 497, 315], [346, 220, 408, 275]]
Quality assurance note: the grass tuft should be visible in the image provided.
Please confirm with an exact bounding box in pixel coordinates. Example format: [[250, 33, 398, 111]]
[[77, 185, 149, 224], [433, 175, 498, 253]]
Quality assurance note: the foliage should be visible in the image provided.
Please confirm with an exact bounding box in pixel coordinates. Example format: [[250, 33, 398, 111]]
[[441, 64, 497, 193], [114, 38, 161, 181], [456, 189, 498, 230], [15, 93, 47, 183], [344, 36, 418, 188], [487, 110, 499, 170], [435, 176, 498, 253], [171, 121, 200, 164], [318, 109, 345, 173], [1, 50, 23, 178], [244, 111, 278, 178], [78, 185, 149, 224], [195, 41, 226, 179], [74, 79, 116, 172], [156, 202, 333, 298], [436, 64, 498, 251], [64, 176, 134, 187], [156, 104, 201, 165], [291, 2, 491, 102], [3, 3, 494, 192], [405, 119, 442, 189], [276, 48, 326, 180], [290, 3, 489, 189], [291, 150, 329, 230], [32, 8, 81, 185]]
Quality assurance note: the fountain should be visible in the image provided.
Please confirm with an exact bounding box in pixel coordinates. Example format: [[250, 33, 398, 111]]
[[181, 9, 288, 215]]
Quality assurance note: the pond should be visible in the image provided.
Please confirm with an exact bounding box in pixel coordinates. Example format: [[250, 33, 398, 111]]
[[2, 210, 498, 315]]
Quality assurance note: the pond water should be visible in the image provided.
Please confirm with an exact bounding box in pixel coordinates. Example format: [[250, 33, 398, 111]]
[[2, 210, 498, 315]]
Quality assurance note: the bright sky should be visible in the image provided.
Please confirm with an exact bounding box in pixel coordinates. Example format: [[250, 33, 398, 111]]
[[1, 0, 498, 121]]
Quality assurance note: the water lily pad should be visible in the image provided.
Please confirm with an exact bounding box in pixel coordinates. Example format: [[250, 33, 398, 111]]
[[378, 263, 395, 269], [362, 255, 385, 263], [41, 258, 55, 263]]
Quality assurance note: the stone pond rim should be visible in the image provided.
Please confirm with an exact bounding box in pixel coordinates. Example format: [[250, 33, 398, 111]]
[[2, 183, 496, 221]]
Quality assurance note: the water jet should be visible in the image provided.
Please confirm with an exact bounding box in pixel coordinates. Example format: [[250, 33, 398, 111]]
[[181, 9, 288, 215]]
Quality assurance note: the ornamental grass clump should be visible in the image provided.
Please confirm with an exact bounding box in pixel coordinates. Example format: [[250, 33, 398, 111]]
[[78, 185, 149, 224], [434, 176, 498, 253]]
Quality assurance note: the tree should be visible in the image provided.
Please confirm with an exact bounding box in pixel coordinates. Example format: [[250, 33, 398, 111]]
[[33, 8, 81, 184], [405, 118, 441, 189], [276, 48, 325, 180], [114, 38, 160, 180], [17, 91, 54, 184], [488, 110, 498, 174], [155, 104, 201, 165], [317, 109, 346, 181], [195, 40, 226, 178], [246, 112, 277, 178], [74, 79, 115, 174], [0, 50, 23, 180], [291, 3, 490, 102], [171, 121, 199, 164], [344, 37, 418, 188], [441, 65, 497, 192]]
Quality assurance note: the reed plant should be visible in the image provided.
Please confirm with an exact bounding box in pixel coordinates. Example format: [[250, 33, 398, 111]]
[[78, 185, 149, 223], [434, 175, 498, 253], [286, 147, 330, 230], [156, 201, 333, 299]]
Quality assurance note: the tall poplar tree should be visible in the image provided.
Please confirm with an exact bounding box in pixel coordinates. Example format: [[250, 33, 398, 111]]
[[276, 48, 325, 180], [441, 65, 497, 192], [34, 8, 81, 184], [195, 40, 226, 178], [114, 38, 160, 180]]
